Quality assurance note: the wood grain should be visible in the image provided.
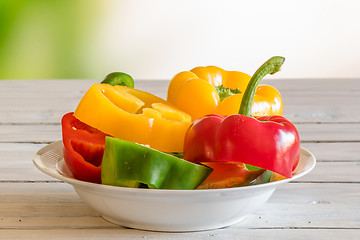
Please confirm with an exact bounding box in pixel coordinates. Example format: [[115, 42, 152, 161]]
[[0, 183, 359, 229], [1, 123, 360, 143], [0, 79, 359, 124], [0, 79, 359, 239]]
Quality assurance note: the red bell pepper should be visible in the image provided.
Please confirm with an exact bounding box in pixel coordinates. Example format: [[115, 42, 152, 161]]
[[61, 112, 109, 183], [183, 56, 300, 178]]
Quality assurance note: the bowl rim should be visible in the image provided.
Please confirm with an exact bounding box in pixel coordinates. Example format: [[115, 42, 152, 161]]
[[33, 140, 316, 194]]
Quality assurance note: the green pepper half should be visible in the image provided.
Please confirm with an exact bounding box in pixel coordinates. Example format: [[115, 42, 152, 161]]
[[101, 137, 213, 190]]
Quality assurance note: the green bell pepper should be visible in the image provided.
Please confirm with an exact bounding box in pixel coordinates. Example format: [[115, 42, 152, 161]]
[[101, 137, 213, 190], [101, 72, 135, 88]]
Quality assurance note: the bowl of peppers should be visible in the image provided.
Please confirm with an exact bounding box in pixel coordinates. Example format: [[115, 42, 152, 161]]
[[33, 57, 316, 232]]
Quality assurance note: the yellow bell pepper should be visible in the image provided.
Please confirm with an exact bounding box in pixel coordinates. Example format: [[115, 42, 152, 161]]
[[74, 83, 191, 152], [167, 66, 283, 120]]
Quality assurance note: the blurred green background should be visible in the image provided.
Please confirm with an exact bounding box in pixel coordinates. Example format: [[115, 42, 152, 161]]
[[0, 0, 100, 79]]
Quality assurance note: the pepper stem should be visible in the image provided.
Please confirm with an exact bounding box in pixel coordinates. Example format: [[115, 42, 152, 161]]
[[238, 56, 285, 116]]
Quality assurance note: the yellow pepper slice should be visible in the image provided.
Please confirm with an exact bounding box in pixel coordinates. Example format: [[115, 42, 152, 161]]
[[74, 83, 191, 152], [167, 66, 283, 120]]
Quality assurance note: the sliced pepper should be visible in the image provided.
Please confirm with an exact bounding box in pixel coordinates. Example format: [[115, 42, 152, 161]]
[[250, 170, 272, 185], [196, 162, 266, 189], [74, 83, 191, 153], [61, 112, 109, 183], [167, 65, 283, 120], [183, 57, 300, 178], [101, 136, 212, 190]]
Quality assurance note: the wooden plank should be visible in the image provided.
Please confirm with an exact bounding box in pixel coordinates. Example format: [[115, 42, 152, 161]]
[[295, 162, 360, 182], [0, 79, 360, 124], [0, 80, 92, 124], [0, 183, 359, 230], [1, 78, 359, 95], [1, 123, 360, 143], [1, 91, 357, 123], [0, 229, 359, 240], [0, 143, 54, 181], [264, 78, 360, 92], [301, 142, 360, 161], [0, 183, 76, 204], [282, 91, 360, 123], [0, 125, 61, 143], [296, 123, 360, 142]]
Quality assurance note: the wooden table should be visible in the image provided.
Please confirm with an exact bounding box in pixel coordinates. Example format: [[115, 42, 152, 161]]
[[1, 79, 359, 239]]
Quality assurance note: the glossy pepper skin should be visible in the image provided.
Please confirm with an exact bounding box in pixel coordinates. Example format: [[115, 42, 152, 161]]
[[62, 112, 109, 183], [167, 65, 283, 120], [183, 57, 300, 178], [101, 137, 212, 190], [74, 83, 191, 153], [184, 114, 300, 178]]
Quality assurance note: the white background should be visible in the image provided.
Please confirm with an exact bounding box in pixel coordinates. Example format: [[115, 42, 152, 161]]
[[87, 0, 360, 80]]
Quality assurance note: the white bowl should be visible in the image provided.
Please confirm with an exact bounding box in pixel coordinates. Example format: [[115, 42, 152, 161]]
[[33, 141, 315, 232]]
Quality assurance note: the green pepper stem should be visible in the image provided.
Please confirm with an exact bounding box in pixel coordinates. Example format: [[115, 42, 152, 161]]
[[215, 85, 241, 102], [238, 56, 285, 116]]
